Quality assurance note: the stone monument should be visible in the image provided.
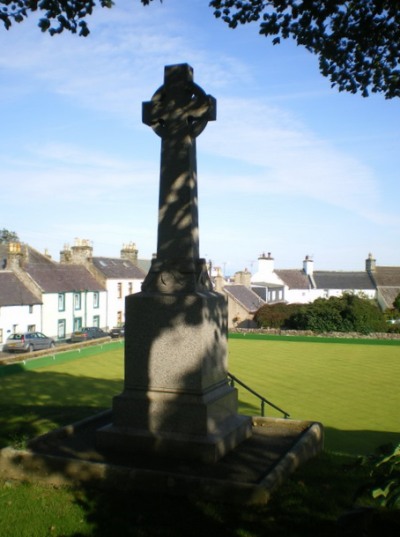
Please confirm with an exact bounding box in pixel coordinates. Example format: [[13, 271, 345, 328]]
[[98, 64, 252, 463]]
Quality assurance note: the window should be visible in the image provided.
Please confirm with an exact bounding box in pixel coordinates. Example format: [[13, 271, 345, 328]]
[[29, 305, 33, 314], [27, 325, 35, 332], [58, 319, 66, 339], [117, 282, 122, 299], [93, 315, 100, 328], [74, 317, 82, 331], [128, 282, 133, 295], [58, 293, 66, 312], [117, 311, 123, 325], [93, 292, 99, 308], [74, 292, 82, 310]]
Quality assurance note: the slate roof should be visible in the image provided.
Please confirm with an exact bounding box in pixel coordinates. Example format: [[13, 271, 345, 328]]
[[92, 257, 146, 280], [371, 267, 400, 287], [0, 272, 42, 306], [378, 287, 400, 309], [25, 264, 105, 293], [275, 270, 311, 290], [313, 271, 375, 290], [223, 285, 265, 313]]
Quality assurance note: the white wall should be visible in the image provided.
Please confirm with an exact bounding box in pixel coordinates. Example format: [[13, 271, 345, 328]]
[[0, 304, 42, 350], [106, 278, 143, 328], [41, 290, 108, 340]]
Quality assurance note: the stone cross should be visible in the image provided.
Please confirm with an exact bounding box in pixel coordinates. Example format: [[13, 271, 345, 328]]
[[97, 64, 252, 464], [142, 64, 216, 263]]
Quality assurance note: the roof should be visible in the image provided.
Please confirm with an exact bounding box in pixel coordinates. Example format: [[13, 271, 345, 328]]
[[372, 267, 400, 287], [223, 285, 265, 313], [275, 270, 311, 290], [0, 272, 42, 306], [92, 257, 146, 280], [313, 271, 375, 290], [378, 287, 400, 309], [25, 264, 105, 293]]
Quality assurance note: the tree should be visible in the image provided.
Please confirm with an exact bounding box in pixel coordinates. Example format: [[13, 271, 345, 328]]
[[254, 302, 301, 328], [210, 1, 400, 99], [1, 1, 399, 99], [0, 229, 19, 244], [287, 293, 386, 334], [393, 292, 400, 312], [0, 0, 154, 37]]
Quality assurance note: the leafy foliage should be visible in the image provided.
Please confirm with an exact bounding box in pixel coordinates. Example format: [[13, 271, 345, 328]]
[[210, 1, 400, 98], [254, 302, 302, 328], [356, 444, 400, 509], [287, 293, 386, 333], [0, 228, 19, 243], [255, 293, 386, 333], [1, 1, 399, 99], [0, 0, 157, 36]]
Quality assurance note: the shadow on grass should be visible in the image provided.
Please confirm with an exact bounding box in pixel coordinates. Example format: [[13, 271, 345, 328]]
[[1, 370, 400, 535], [0, 369, 122, 448]]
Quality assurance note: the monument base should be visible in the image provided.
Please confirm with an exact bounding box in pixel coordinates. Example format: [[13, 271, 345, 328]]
[[96, 288, 252, 463], [97, 413, 252, 464]]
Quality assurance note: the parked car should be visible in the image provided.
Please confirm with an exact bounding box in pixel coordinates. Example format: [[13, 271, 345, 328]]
[[109, 325, 125, 338], [3, 332, 55, 353], [70, 327, 109, 343]]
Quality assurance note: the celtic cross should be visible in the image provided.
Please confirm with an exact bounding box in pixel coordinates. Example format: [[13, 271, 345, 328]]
[[142, 64, 216, 264]]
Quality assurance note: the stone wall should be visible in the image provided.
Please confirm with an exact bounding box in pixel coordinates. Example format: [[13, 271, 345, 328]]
[[230, 328, 400, 340]]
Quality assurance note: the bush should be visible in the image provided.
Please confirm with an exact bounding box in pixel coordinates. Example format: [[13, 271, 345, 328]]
[[256, 294, 386, 334], [254, 303, 302, 329]]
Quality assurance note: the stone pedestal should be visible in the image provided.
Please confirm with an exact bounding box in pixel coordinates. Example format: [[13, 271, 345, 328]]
[[98, 273, 252, 463]]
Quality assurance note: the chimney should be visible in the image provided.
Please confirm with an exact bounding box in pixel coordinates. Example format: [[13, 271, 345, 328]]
[[60, 244, 72, 264], [258, 252, 274, 274], [366, 253, 376, 273], [121, 242, 138, 264], [214, 267, 225, 293], [303, 255, 314, 276], [7, 242, 24, 270], [70, 238, 93, 264], [234, 268, 251, 287]]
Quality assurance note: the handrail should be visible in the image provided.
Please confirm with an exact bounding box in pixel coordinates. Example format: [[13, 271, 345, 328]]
[[227, 372, 290, 419]]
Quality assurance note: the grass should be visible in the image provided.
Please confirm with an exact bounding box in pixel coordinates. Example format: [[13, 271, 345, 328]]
[[228, 335, 400, 455], [0, 336, 399, 536]]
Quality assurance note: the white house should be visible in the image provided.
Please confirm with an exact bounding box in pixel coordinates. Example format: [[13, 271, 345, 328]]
[[60, 239, 147, 328], [0, 271, 43, 350], [249, 252, 376, 305], [1, 242, 107, 341]]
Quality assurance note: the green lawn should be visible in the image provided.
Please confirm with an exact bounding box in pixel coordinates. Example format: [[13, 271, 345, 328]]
[[1, 336, 399, 455], [228, 336, 400, 455], [1, 336, 399, 536]]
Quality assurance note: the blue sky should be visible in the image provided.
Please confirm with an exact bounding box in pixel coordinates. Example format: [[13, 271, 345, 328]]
[[1, 0, 399, 275]]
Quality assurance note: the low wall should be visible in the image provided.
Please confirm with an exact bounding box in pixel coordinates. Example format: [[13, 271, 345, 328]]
[[230, 328, 400, 341]]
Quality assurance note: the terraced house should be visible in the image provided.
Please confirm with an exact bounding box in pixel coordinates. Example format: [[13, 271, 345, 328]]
[[0, 242, 107, 348]]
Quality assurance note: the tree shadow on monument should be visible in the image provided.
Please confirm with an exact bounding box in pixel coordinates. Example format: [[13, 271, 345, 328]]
[[97, 64, 251, 461]]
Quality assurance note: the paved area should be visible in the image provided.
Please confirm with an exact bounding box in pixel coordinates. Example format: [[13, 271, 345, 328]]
[[0, 411, 323, 504]]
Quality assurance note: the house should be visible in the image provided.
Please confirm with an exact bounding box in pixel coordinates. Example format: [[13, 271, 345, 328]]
[[366, 253, 400, 310], [0, 271, 42, 350], [1, 242, 107, 341], [60, 239, 148, 328], [249, 252, 376, 304], [214, 268, 265, 328]]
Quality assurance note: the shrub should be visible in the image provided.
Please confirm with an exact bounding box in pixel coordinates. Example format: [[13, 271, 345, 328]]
[[281, 294, 385, 334], [254, 303, 302, 329]]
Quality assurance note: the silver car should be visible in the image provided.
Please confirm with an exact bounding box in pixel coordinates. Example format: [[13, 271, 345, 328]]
[[3, 332, 55, 353]]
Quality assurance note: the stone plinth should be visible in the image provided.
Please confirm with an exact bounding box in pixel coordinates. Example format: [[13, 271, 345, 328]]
[[97, 284, 252, 463]]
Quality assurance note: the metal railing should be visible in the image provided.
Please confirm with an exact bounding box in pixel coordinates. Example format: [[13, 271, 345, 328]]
[[228, 372, 290, 419]]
